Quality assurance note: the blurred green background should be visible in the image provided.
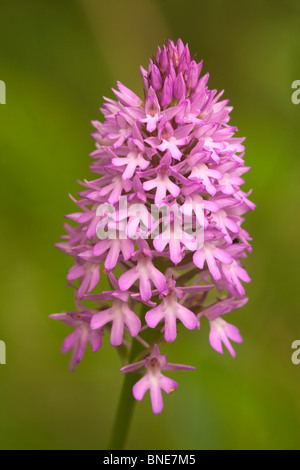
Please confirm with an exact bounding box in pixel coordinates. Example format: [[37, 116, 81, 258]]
[[0, 0, 300, 450]]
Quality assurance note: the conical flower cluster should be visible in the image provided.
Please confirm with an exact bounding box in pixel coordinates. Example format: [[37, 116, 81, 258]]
[[51, 39, 254, 414]]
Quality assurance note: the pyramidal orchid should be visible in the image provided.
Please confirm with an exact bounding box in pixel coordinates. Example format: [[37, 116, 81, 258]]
[[52, 39, 254, 430]]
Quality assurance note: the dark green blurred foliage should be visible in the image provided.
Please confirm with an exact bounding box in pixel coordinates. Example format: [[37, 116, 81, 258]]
[[0, 0, 300, 449]]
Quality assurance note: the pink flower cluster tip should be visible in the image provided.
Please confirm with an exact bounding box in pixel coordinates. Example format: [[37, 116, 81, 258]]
[[51, 39, 254, 415]]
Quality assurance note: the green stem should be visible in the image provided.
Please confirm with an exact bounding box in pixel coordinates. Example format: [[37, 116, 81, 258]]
[[109, 337, 143, 450]]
